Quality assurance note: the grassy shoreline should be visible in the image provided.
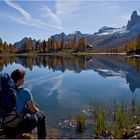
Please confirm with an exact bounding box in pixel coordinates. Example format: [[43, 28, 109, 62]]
[[76, 97, 140, 139]]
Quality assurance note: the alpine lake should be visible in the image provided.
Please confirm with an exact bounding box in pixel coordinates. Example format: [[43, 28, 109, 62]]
[[1, 54, 140, 138]]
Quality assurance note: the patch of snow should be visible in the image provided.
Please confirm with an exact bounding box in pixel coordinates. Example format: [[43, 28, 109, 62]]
[[97, 69, 126, 77], [97, 27, 128, 36]]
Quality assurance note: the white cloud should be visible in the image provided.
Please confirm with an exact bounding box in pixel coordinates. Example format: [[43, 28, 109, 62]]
[[4, 0, 63, 30], [40, 5, 62, 26], [4, 0, 31, 21], [40, 0, 84, 29], [56, 0, 83, 18]]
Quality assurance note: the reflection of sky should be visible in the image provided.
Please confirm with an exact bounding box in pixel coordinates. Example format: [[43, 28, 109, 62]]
[[2, 61, 140, 128], [2, 63, 28, 74], [57, 71, 130, 106], [3, 63, 140, 108], [25, 74, 63, 92]]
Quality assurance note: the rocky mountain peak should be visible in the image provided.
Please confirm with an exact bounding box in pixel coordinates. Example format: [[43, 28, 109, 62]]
[[127, 10, 140, 30], [14, 37, 36, 48], [131, 10, 138, 20]]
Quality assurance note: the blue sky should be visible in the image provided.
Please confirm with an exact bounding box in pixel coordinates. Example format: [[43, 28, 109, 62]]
[[0, 0, 140, 44]]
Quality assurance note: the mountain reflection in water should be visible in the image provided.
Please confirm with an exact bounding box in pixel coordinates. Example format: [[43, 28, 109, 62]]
[[1, 55, 140, 93]]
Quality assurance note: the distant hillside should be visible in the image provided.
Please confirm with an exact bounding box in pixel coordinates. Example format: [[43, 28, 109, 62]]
[[51, 31, 93, 44], [14, 10, 140, 51], [14, 37, 36, 48], [51, 10, 140, 49]]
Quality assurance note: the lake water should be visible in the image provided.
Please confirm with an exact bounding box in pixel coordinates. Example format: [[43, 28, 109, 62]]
[[1, 54, 140, 138]]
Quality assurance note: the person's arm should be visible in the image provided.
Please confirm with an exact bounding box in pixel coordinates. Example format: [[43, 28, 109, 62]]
[[27, 100, 39, 113]]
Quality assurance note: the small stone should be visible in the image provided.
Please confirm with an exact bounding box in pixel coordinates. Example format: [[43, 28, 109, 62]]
[[58, 122, 62, 127], [130, 135, 137, 139], [136, 125, 140, 129], [64, 120, 69, 123], [69, 122, 72, 127]]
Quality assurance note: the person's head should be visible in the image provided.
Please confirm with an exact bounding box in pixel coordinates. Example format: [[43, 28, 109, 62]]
[[11, 69, 25, 87]]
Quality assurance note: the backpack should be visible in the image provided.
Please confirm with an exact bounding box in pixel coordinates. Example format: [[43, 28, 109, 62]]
[[0, 72, 21, 129], [0, 72, 16, 113]]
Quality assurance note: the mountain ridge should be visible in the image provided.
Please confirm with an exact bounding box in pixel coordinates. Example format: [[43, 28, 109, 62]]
[[14, 10, 140, 49]]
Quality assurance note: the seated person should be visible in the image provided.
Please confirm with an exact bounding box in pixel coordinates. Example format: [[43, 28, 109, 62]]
[[7, 69, 47, 139]]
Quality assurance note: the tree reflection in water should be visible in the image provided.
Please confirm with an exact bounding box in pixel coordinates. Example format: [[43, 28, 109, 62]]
[[1, 55, 140, 92]]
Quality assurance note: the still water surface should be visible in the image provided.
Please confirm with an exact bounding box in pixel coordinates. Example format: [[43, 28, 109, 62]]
[[1, 54, 140, 138]]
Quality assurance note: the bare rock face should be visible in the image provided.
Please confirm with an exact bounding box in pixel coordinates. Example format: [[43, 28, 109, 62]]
[[127, 10, 140, 30]]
